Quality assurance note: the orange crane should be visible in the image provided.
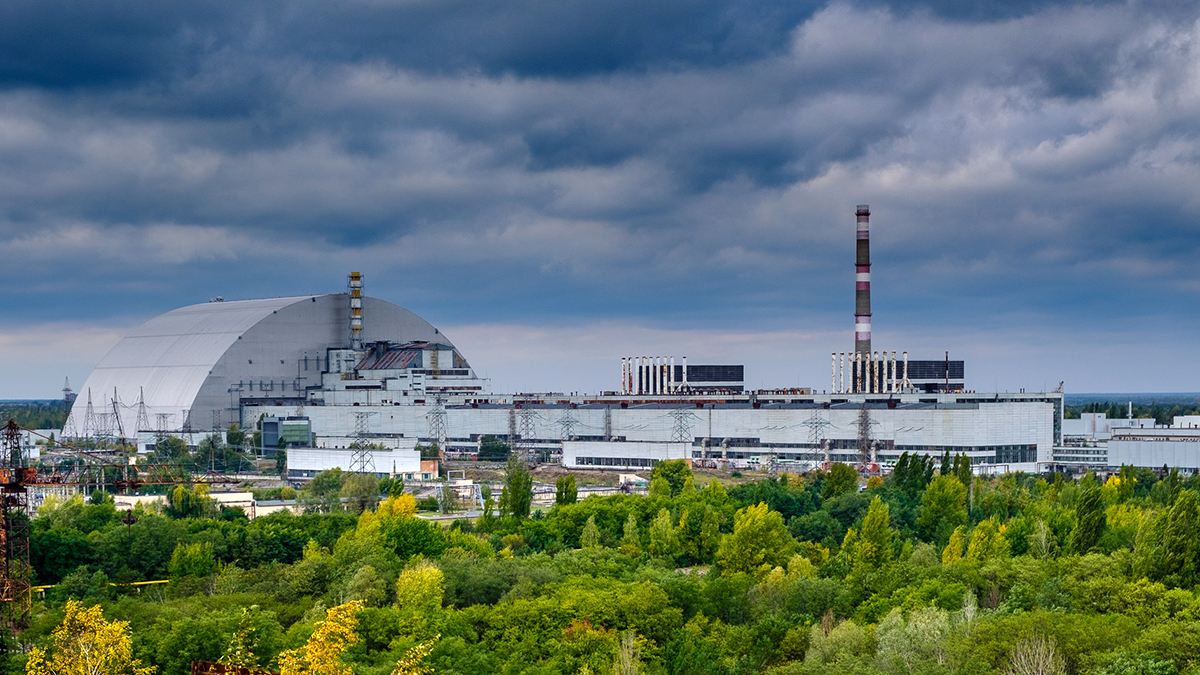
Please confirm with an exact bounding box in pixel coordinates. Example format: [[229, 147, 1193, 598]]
[[1, 420, 241, 631]]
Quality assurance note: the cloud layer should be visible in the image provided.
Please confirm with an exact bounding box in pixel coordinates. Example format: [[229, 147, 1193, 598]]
[[1, 0, 1198, 396]]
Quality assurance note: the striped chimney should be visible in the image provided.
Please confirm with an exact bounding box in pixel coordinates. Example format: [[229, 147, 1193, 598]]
[[854, 205, 871, 354]]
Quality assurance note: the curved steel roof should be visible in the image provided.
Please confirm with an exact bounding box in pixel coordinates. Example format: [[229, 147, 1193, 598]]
[[66, 294, 448, 438]]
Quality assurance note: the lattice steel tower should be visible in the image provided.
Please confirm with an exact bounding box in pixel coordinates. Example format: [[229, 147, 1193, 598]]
[[427, 399, 448, 461], [351, 411, 377, 473]]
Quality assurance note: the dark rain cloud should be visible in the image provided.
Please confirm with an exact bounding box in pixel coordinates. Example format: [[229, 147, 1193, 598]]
[[0, 0, 1198, 392]]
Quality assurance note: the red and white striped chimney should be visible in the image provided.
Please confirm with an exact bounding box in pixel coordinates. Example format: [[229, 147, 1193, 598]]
[[855, 205, 871, 354]]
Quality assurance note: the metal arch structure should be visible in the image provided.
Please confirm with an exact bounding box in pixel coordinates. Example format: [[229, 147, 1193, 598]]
[[0, 420, 242, 633], [67, 294, 453, 445]]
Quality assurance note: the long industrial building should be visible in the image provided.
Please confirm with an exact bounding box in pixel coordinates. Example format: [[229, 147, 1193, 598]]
[[244, 390, 1060, 472]]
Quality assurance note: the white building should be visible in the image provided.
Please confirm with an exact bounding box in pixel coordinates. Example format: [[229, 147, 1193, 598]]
[[562, 441, 691, 470], [1108, 428, 1200, 472], [1174, 416, 1200, 429], [285, 446, 429, 481]]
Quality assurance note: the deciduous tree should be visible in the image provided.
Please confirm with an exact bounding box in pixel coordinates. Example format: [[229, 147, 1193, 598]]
[[581, 516, 601, 549], [277, 601, 363, 675], [650, 460, 692, 497], [26, 600, 155, 675], [556, 475, 578, 506], [501, 455, 533, 519], [1073, 473, 1106, 554], [717, 503, 793, 576], [823, 463, 859, 499], [918, 475, 967, 544]]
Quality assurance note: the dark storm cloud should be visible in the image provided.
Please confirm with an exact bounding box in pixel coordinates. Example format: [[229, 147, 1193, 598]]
[[0, 0, 1198, 394]]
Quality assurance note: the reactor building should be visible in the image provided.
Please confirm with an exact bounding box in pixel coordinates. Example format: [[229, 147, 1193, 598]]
[[64, 278, 489, 442], [66, 207, 1072, 476]]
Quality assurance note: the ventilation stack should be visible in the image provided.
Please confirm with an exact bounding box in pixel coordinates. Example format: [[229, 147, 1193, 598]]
[[855, 205, 871, 356], [348, 272, 364, 350]]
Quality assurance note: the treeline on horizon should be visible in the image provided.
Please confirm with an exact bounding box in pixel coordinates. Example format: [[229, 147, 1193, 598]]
[[0, 401, 68, 431], [16, 456, 1200, 675], [1064, 401, 1200, 424]]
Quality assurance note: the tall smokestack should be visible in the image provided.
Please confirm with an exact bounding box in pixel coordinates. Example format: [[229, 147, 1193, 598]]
[[348, 271, 364, 350], [854, 205, 871, 354]]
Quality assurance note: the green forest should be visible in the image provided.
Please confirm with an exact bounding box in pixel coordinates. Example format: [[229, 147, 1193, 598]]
[[1065, 401, 1200, 425], [15, 456, 1200, 675], [0, 402, 67, 433]]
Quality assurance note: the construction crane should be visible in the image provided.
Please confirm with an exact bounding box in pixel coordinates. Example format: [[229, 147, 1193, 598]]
[[0, 420, 241, 632]]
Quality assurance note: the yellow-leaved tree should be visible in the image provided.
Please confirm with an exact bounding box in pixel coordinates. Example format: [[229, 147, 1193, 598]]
[[26, 600, 155, 675], [277, 601, 363, 675], [390, 636, 439, 675], [395, 557, 445, 639]]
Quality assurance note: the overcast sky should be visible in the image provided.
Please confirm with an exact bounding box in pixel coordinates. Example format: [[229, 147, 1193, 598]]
[[1, 0, 1198, 398]]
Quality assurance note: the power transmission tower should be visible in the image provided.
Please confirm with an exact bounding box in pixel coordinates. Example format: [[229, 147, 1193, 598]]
[[669, 409, 697, 444], [182, 409, 195, 446], [135, 388, 150, 434], [800, 410, 834, 463], [518, 407, 538, 462], [351, 412, 377, 474], [557, 408, 580, 440], [604, 406, 612, 441], [62, 410, 77, 440], [111, 388, 126, 444], [507, 407, 518, 450], [426, 399, 448, 461], [82, 389, 97, 442], [856, 405, 877, 467], [155, 413, 172, 442]]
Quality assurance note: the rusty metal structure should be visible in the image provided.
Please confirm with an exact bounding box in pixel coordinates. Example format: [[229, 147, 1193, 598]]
[[0, 420, 240, 632], [0, 422, 30, 633], [191, 661, 276, 675]]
